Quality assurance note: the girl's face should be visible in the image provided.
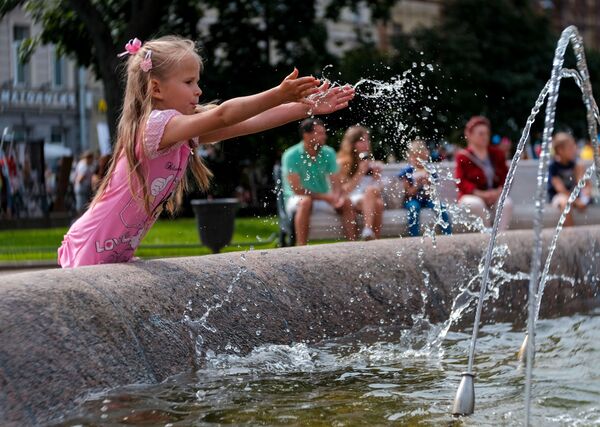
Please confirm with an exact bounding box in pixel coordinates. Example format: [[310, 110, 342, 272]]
[[466, 124, 491, 149], [152, 54, 202, 115], [354, 133, 370, 153]]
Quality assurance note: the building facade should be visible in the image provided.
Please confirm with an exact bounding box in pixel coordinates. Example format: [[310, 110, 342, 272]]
[[0, 6, 107, 220], [377, 0, 442, 52], [544, 0, 600, 50], [316, 0, 442, 56], [0, 6, 103, 157]]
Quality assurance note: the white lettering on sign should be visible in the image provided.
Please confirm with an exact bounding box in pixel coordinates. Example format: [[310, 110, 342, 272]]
[[0, 89, 78, 109]]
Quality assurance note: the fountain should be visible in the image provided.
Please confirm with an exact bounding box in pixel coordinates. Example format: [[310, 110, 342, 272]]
[[1, 26, 600, 426], [452, 25, 600, 424], [2, 228, 599, 424]]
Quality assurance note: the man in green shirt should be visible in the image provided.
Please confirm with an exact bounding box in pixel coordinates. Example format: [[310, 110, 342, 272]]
[[282, 118, 357, 245]]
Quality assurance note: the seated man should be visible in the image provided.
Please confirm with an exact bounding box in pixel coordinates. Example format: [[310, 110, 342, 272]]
[[282, 118, 357, 245]]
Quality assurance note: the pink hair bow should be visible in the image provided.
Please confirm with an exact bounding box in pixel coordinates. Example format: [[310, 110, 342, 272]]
[[117, 38, 142, 57], [140, 51, 153, 72]]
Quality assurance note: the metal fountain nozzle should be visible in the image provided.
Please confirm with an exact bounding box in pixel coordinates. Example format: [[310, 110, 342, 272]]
[[452, 371, 475, 416], [518, 333, 528, 363]]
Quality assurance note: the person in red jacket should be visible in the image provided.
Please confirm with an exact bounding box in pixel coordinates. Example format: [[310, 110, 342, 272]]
[[455, 116, 513, 231]]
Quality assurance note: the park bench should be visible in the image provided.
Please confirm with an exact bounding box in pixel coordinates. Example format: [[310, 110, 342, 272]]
[[275, 159, 600, 245]]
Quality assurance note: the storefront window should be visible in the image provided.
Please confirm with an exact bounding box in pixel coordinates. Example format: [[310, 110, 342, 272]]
[[12, 126, 27, 143], [50, 126, 64, 144]]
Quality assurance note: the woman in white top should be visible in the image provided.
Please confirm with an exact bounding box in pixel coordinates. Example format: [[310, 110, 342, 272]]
[[337, 126, 384, 240]]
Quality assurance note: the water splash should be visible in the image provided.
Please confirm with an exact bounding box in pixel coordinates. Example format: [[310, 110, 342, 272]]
[[182, 266, 247, 364], [313, 63, 437, 147], [431, 243, 522, 350], [534, 165, 595, 323], [449, 25, 600, 424], [523, 26, 600, 425]]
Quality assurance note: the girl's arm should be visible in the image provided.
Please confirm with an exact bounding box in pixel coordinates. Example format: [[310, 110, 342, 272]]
[[160, 69, 319, 149], [336, 157, 352, 193], [199, 84, 355, 144]]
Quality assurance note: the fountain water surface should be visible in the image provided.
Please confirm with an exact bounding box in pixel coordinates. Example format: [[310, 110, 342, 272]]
[[452, 25, 600, 425]]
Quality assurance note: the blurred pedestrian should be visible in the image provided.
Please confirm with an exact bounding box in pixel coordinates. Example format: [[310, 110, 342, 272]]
[[455, 116, 513, 230], [580, 137, 595, 161], [74, 150, 95, 215], [499, 136, 512, 159]]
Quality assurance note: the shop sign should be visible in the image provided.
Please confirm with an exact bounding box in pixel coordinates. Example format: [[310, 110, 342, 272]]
[[0, 89, 77, 109]]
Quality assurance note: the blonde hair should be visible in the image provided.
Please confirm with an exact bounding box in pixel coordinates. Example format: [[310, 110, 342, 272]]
[[92, 36, 212, 216], [337, 125, 370, 177], [408, 139, 429, 157], [552, 132, 575, 154]]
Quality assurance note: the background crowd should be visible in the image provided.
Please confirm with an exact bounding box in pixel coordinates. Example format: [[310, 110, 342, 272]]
[[275, 114, 596, 245]]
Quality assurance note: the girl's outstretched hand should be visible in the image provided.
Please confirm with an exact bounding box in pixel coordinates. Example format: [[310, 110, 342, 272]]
[[278, 68, 320, 103], [308, 82, 356, 115]]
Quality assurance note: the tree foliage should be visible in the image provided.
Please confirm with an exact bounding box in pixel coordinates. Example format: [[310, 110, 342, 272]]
[[380, 0, 600, 147], [1, 0, 394, 199], [385, 0, 553, 146], [7, 0, 205, 146], [6, 0, 600, 189]]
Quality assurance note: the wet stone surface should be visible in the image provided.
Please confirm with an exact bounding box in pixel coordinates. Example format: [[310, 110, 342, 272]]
[[1, 226, 599, 424]]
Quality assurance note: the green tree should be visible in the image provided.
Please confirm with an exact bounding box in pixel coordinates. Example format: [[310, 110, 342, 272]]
[[195, 1, 335, 197], [2, 0, 396, 205], [388, 0, 559, 145], [379, 0, 600, 149], [3, 0, 203, 145], [2, 0, 393, 155], [173, 0, 395, 197]]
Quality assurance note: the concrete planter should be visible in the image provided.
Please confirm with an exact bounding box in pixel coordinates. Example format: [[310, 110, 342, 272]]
[[191, 198, 239, 253]]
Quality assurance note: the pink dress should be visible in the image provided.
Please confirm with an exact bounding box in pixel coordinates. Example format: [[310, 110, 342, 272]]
[[58, 109, 196, 268]]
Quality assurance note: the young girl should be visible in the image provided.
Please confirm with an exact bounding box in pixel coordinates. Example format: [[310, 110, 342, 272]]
[[58, 36, 355, 267]]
